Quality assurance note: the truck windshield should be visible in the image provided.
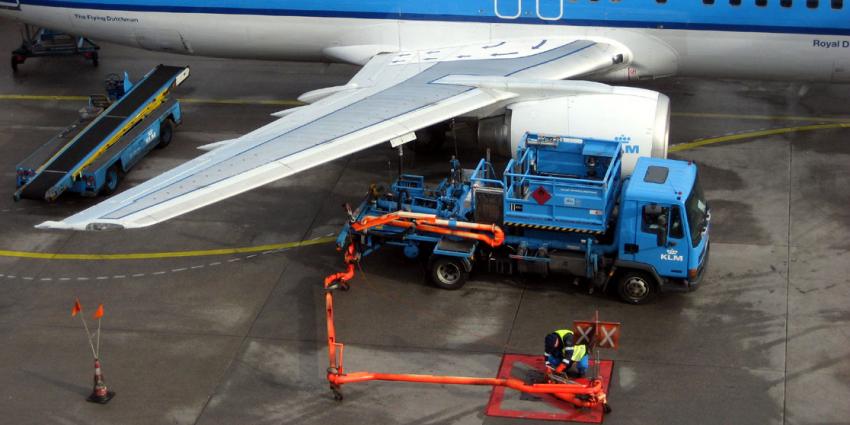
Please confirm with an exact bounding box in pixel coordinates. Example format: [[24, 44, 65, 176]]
[[686, 172, 708, 247]]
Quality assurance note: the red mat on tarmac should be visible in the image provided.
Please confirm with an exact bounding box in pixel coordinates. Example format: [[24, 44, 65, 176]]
[[485, 354, 613, 423]]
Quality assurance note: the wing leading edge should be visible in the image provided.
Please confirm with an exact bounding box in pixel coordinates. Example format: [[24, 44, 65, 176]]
[[38, 38, 626, 230]]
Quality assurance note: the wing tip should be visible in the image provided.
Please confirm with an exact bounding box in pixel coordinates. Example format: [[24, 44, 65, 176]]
[[35, 221, 126, 231]]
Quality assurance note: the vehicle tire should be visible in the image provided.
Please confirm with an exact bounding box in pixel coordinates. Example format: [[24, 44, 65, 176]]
[[429, 256, 468, 290], [617, 271, 657, 305], [91, 52, 99, 67], [157, 119, 174, 149], [101, 164, 121, 196], [11, 56, 19, 72]]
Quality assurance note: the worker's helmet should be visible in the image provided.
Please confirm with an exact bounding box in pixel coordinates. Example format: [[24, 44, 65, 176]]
[[544, 332, 560, 353]]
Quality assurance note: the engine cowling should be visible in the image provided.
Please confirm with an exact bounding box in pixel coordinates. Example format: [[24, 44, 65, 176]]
[[477, 87, 670, 175]]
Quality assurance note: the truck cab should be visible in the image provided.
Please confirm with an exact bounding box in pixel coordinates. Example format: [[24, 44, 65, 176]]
[[615, 157, 710, 303]]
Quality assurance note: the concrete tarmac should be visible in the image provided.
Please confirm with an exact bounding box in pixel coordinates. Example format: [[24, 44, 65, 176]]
[[1, 17, 849, 425]]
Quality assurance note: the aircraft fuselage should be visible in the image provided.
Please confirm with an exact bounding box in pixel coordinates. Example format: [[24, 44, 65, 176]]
[[1, 0, 849, 82]]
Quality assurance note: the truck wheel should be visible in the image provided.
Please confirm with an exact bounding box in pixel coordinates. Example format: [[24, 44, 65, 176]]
[[430, 257, 468, 290], [101, 165, 121, 196], [617, 271, 657, 305], [157, 120, 174, 149]]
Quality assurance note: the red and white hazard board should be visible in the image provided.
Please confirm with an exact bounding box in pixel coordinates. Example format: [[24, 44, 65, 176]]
[[573, 320, 621, 350], [573, 321, 596, 346], [596, 322, 621, 349]]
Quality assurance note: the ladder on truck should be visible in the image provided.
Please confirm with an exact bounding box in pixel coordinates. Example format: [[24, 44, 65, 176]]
[[14, 65, 189, 202]]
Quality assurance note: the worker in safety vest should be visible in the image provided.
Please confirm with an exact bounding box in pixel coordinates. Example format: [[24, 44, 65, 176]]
[[544, 329, 589, 378]]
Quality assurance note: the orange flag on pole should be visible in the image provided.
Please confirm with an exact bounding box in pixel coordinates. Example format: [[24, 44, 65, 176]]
[[93, 304, 104, 320], [72, 299, 82, 317]]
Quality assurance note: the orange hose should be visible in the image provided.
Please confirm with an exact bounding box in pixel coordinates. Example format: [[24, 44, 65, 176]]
[[323, 218, 607, 412], [323, 264, 355, 287], [327, 371, 606, 408], [351, 211, 504, 247], [324, 244, 358, 373]]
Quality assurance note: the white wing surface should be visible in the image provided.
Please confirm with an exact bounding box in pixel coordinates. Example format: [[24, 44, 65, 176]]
[[39, 38, 626, 230]]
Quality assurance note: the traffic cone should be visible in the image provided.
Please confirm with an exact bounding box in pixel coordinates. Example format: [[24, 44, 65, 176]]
[[87, 359, 115, 404]]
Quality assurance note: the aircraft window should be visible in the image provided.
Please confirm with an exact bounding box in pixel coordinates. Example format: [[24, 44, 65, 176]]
[[703, 0, 715, 4], [656, 0, 667, 3], [756, 0, 768, 6], [832, 0, 842, 9], [807, 0, 818, 7], [730, 0, 742, 5], [781, 0, 792, 6]]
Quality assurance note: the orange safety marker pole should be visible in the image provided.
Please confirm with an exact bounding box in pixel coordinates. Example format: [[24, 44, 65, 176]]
[[322, 240, 610, 412], [71, 299, 115, 404]]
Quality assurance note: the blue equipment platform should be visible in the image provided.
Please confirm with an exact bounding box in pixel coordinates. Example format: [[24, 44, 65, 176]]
[[496, 134, 622, 234]]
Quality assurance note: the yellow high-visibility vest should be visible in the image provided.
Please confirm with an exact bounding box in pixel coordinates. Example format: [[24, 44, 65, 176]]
[[555, 329, 587, 361]]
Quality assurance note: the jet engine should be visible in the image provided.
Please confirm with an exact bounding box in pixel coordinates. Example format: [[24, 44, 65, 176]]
[[477, 87, 670, 175]]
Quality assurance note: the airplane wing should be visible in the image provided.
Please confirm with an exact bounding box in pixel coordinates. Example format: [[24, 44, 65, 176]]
[[38, 38, 628, 230]]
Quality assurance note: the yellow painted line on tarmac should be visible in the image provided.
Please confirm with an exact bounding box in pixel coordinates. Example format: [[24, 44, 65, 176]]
[[0, 236, 336, 260], [4, 95, 849, 121], [0, 94, 90, 101], [672, 112, 850, 123], [0, 94, 303, 106], [176, 98, 303, 106], [670, 123, 850, 152], [5, 95, 850, 120]]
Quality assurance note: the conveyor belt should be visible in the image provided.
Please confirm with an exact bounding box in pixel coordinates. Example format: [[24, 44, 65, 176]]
[[19, 170, 65, 198], [16, 65, 186, 201], [109, 65, 184, 117], [49, 116, 126, 172]]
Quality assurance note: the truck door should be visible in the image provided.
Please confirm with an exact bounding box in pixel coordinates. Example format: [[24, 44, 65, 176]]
[[633, 204, 687, 278]]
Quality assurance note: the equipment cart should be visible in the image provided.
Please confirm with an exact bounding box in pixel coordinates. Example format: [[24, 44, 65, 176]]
[[11, 25, 99, 71], [14, 65, 190, 202]]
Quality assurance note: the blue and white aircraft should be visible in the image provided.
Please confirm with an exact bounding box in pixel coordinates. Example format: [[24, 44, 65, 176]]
[[0, 0, 848, 230]]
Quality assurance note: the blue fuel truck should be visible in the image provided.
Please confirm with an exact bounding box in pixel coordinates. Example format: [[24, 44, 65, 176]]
[[337, 133, 710, 304]]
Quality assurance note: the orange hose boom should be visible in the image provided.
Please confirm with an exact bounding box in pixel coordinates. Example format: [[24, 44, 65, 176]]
[[351, 211, 505, 248], [321, 239, 610, 412]]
